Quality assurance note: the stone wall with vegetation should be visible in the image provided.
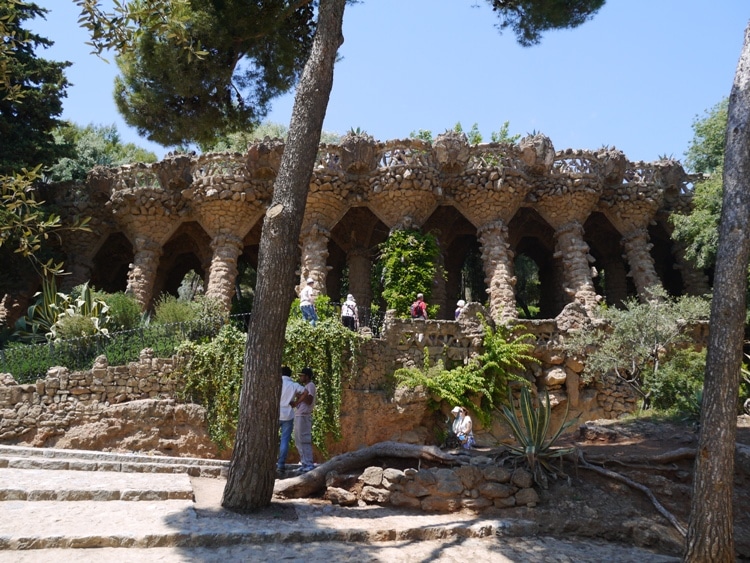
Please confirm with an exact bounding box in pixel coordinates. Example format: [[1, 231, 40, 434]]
[[0, 313, 709, 457]]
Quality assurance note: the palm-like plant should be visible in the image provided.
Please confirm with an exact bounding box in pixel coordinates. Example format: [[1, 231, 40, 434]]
[[499, 385, 578, 487]]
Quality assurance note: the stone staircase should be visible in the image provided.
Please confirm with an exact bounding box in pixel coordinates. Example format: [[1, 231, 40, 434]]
[[0, 445, 510, 560]]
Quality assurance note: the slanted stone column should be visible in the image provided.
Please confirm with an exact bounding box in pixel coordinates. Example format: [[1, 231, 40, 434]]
[[478, 220, 517, 322], [553, 221, 599, 311], [127, 236, 162, 310], [205, 234, 243, 310], [347, 247, 372, 310], [298, 224, 330, 294], [621, 228, 661, 300]]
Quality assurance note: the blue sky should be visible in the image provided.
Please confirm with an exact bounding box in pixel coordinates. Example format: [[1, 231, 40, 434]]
[[30, 1, 748, 165]]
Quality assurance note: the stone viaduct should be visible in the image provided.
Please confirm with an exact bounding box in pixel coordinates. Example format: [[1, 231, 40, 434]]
[[52, 131, 707, 321]]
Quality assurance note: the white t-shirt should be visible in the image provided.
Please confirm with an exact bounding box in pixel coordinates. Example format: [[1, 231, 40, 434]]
[[300, 285, 315, 306], [280, 376, 304, 421]]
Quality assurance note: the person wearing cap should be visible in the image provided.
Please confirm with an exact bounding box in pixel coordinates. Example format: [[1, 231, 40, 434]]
[[299, 277, 318, 326], [292, 367, 317, 472], [341, 293, 358, 331], [454, 299, 466, 320], [450, 405, 475, 449]]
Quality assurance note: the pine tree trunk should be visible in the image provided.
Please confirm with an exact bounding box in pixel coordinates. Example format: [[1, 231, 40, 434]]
[[684, 22, 750, 562], [221, 0, 346, 511]]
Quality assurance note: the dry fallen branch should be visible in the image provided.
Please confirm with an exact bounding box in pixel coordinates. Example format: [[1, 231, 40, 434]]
[[578, 450, 687, 537], [584, 447, 697, 467], [274, 441, 458, 498]]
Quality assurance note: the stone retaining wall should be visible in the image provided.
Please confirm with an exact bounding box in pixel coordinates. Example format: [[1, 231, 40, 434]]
[[327, 463, 538, 512]]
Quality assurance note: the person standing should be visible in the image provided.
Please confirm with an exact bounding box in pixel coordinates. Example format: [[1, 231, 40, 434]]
[[410, 293, 428, 319], [299, 278, 318, 326], [450, 405, 474, 449], [454, 299, 466, 320], [293, 367, 317, 472], [341, 293, 358, 331], [278, 366, 304, 472]]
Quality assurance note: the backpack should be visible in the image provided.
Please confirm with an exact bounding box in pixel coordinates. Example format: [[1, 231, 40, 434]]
[[410, 301, 422, 318]]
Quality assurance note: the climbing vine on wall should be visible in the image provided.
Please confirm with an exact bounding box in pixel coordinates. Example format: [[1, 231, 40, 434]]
[[377, 229, 443, 317], [284, 313, 361, 456]]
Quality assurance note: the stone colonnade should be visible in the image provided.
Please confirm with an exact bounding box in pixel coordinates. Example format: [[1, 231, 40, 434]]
[[54, 132, 705, 321]]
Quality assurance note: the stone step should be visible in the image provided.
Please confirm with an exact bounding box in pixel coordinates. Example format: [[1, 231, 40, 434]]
[[0, 468, 193, 501], [0, 445, 227, 477], [0, 497, 501, 550]]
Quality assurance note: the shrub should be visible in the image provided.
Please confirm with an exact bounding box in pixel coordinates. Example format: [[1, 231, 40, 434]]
[[102, 291, 142, 331], [152, 294, 198, 325], [645, 348, 705, 415]]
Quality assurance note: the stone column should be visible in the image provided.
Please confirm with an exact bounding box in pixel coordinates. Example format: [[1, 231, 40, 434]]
[[621, 228, 662, 301], [127, 236, 162, 310], [298, 224, 330, 295], [478, 220, 517, 322], [205, 234, 244, 310], [553, 221, 599, 311], [347, 247, 372, 310]]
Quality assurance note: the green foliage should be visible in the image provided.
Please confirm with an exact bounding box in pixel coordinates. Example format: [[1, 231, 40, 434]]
[[684, 98, 727, 174], [514, 254, 541, 318], [14, 275, 68, 343], [565, 287, 711, 408], [199, 122, 340, 153], [101, 291, 142, 331], [499, 385, 577, 487], [177, 270, 204, 302], [176, 325, 246, 451], [409, 129, 433, 143], [378, 229, 443, 317], [0, 169, 90, 277], [491, 121, 521, 144], [111, 1, 317, 146], [51, 282, 110, 340], [152, 294, 197, 325], [47, 123, 157, 182], [283, 316, 361, 456], [646, 349, 705, 416], [0, 1, 71, 175], [489, 0, 606, 47], [394, 322, 537, 425]]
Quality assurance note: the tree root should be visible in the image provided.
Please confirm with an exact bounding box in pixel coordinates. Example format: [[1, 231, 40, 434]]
[[274, 441, 458, 498], [578, 450, 687, 537], [584, 447, 696, 466]]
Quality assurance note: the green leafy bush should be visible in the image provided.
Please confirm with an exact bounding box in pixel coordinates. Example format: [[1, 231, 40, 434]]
[[102, 291, 142, 331], [395, 322, 537, 425], [152, 294, 198, 325], [377, 229, 443, 317], [645, 348, 705, 415]]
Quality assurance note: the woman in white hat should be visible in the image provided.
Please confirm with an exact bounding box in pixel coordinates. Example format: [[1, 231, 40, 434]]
[[454, 299, 466, 320], [450, 405, 474, 449]]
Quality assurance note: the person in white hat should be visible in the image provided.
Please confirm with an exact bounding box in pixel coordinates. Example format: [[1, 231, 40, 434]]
[[454, 299, 466, 320], [299, 278, 318, 326], [450, 405, 474, 449], [341, 293, 358, 331]]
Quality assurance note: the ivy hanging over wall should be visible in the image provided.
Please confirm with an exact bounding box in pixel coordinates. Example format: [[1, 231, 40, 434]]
[[283, 309, 362, 456], [176, 300, 361, 456], [377, 228, 443, 317], [394, 322, 537, 425]]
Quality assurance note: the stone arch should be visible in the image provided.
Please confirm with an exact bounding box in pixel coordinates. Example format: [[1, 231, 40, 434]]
[[649, 221, 683, 296], [328, 206, 389, 312], [90, 232, 134, 294], [509, 208, 559, 318], [423, 206, 480, 320], [151, 222, 211, 306], [583, 212, 634, 308]]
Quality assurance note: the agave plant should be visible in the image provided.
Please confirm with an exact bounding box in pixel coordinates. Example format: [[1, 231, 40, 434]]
[[499, 385, 578, 487]]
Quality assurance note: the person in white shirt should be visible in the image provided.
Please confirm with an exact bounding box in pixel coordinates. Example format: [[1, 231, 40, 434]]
[[278, 366, 304, 472], [450, 405, 475, 449], [292, 367, 317, 472], [341, 294, 358, 331], [299, 278, 318, 326]]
